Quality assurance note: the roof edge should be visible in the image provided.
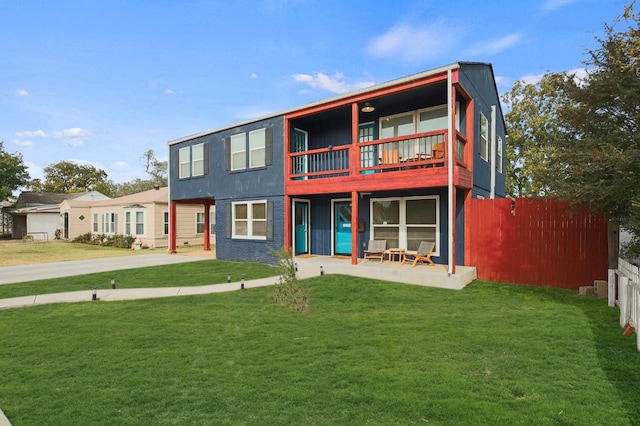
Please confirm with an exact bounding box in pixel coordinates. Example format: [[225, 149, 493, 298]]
[[168, 62, 479, 146]]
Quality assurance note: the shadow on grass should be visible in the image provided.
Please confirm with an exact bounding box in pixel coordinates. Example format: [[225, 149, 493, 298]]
[[495, 281, 640, 423]]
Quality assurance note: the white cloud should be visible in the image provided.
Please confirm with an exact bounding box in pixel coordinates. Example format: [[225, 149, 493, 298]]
[[468, 32, 523, 57], [16, 89, 29, 96], [110, 161, 131, 172], [520, 73, 545, 85], [16, 130, 46, 138], [541, 0, 578, 13], [164, 88, 175, 94], [13, 139, 33, 147], [365, 21, 457, 63], [292, 72, 375, 94], [25, 162, 43, 181], [250, 73, 258, 79]]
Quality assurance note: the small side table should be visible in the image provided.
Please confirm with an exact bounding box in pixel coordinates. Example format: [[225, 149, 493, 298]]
[[388, 248, 405, 263]]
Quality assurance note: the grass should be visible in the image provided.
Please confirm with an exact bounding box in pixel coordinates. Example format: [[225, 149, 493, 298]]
[[1, 276, 639, 425], [0, 240, 171, 267], [0, 259, 277, 299]]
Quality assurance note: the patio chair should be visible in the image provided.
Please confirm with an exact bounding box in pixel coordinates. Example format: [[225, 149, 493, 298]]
[[403, 241, 435, 267], [363, 240, 386, 262]]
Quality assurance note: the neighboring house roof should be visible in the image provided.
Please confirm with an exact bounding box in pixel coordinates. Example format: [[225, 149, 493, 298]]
[[13, 191, 109, 209], [61, 187, 168, 210], [168, 61, 497, 145]]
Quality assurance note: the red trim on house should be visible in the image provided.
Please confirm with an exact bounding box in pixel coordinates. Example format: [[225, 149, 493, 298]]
[[351, 191, 358, 265], [284, 195, 291, 254]]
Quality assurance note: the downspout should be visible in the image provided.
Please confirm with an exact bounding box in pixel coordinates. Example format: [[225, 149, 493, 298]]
[[490, 105, 497, 199], [447, 70, 455, 275]]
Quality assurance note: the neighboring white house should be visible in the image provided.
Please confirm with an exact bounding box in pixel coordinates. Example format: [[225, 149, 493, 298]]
[[7, 191, 109, 240], [60, 186, 213, 248]]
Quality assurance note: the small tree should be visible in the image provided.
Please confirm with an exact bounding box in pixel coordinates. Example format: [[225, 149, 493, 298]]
[[271, 247, 310, 313], [0, 141, 30, 200]]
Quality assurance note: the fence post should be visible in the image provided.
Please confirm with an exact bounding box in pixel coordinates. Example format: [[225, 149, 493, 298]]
[[619, 276, 628, 328], [608, 269, 616, 308]]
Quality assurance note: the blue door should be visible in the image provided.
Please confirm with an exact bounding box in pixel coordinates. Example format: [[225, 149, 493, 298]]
[[292, 128, 308, 180], [334, 201, 352, 255], [359, 122, 376, 174], [294, 201, 309, 255]]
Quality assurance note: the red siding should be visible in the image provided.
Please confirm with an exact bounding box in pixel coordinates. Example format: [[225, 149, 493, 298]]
[[467, 198, 608, 289]]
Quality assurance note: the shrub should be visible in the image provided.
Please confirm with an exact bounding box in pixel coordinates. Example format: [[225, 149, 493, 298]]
[[72, 233, 136, 249], [271, 247, 310, 313]]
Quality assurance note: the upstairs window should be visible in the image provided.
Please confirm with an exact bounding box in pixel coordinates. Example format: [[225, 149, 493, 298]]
[[178, 147, 190, 178], [230, 133, 246, 171], [192, 143, 205, 176], [480, 113, 489, 161], [177, 143, 208, 179], [497, 136, 503, 173], [249, 128, 266, 168]]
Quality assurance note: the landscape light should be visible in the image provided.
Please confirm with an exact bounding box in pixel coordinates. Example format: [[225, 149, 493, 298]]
[[111, 278, 116, 289], [241, 277, 245, 290], [92, 287, 97, 301], [227, 274, 231, 283], [320, 266, 324, 276]]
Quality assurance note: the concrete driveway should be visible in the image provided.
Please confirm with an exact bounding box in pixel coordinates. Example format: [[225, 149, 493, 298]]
[[0, 254, 208, 285]]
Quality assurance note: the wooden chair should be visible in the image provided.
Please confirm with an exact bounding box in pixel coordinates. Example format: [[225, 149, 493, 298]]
[[364, 240, 386, 262], [403, 241, 435, 267], [431, 142, 444, 159]]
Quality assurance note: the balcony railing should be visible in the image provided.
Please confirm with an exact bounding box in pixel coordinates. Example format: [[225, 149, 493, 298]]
[[288, 130, 467, 180]]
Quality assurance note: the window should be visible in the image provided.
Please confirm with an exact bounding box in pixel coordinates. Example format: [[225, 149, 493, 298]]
[[125, 211, 144, 235], [230, 133, 246, 170], [210, 211, 216, 234], [192, 143, 205, 176], [371, 196, 439, 253], [136, 212, 144, 235], [102, 212, 117, 234], [380, 112, 414, 139], [249, 128, 266, 168], [92, 213, 98, 233], [232, 201, 267, 239], [163, 211, 169, 235], [179, 147, 190, 178], [196, 212, 205, 234], [125, 211, 131, 235], [178, 143, 208, 178], [497, 136, 503, 173], [480, 113, 489, 161]]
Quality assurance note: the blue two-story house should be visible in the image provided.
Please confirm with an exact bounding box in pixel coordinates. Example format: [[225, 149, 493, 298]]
[[168, 62, 506, 273]]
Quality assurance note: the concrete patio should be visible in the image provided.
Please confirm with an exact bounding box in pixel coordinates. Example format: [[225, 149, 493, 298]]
[[293, 255, 477, 290]]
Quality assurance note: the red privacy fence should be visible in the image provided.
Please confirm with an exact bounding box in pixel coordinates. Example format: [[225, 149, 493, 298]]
[[466, 198, 609, 290]]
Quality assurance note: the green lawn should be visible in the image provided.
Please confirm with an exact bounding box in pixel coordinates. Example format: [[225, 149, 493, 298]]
[[1, 275, 639, 425], [0, 260, 276, 299]]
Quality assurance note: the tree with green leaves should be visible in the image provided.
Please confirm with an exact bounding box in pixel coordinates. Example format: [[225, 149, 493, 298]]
[[29, 161, 110, 193], [543, 1, 640, 260], [0, 141, 30, 200], [501, 75, 565, 197]]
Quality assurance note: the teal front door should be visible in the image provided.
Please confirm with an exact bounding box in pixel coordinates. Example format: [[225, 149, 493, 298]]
[[334, 201, 352, 256], [294, 201, 309, 255], [292, 128, 308, 180]]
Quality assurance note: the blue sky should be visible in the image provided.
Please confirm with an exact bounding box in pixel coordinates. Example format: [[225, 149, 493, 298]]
[[0, 0, 626, 184]]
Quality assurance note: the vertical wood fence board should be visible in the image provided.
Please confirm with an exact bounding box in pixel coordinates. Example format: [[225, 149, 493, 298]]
[[468, 198, 608, 289]]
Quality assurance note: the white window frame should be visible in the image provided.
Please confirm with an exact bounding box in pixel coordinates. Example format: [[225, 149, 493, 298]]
[[480, 113, 489, 161], [196, 212, 205, 234], [135, 211, 145, 236], [370, 196, 439, 255], [192, 143, 205, 176], [230, 133, 246, 171], [232, 200, 267, 240], [163, 211, 169, 235], [92, 213, 98, 233], [249, 128, 266, 168], [179, 146, 190, 178], [125, 211, 132, 235], [102, 212, 117, 234], [497, 136, 503, 173], [210, 211, 216, 235]]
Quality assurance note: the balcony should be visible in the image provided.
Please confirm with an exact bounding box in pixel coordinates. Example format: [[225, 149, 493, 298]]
[[285, 129, 470, 194]]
